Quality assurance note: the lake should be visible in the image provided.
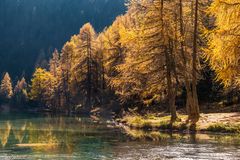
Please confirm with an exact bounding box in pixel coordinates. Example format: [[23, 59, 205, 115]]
[[0, 112, 239, 160]]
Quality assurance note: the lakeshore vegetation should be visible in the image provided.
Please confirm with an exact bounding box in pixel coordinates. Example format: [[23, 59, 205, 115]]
[[0, 0, 240, 131]]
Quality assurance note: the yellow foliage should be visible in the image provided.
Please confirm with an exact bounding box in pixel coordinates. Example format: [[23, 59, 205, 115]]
[[30, 68, 57, 106], [205, 0, 240, 87]]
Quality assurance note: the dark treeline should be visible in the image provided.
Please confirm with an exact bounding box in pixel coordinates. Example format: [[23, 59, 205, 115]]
[[1, 0, 239, 124]]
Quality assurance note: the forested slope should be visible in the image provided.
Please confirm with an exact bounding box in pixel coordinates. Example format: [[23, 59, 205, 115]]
[[0, 0, 126, 79]]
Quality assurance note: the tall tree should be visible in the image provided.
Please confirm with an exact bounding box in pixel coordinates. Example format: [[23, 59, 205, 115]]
[[100, 15, 130, 108], [177, 0, 201, 122], [59, 41, 75, 110], [190, 0, 200, 121], [110, 0, 180, 120], [0, 72, 13, 100], [13, 77, 28, 104], [49, 49, 62, 110], [72, 23, 98, 110], [49, 49, 60, 77], [205, 0, 240, 87], [29, 68, 57, 108]]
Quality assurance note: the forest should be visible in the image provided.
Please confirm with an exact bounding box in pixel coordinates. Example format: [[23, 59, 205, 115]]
[[0, 0, 240, 131], [1, 0, 240, 159]]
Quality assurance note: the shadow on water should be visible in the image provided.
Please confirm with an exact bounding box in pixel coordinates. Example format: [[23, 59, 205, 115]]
[[0, 112, 239, 159]]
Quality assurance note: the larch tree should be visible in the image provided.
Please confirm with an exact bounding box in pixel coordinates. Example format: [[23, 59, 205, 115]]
[[29, 68, 57, 108], [205, 0, 240, 87], [0, 72, 13, 100], [72, 23, 98, 110], [59, 41, 75, 110], [100, 15, 131, 108], [175, 0, 201, 122], [190, 0, 200, 122], [19, 77, 28, 90], [49, 49, 60, 77], [101, 16, 126, 82], [110, 0, 202, 122], [111, 0, 180, 121], [13, 77, 28, 104], [95, 34, 107, 104], [49, 49, 62, 110], [25, 0, 208, 118]]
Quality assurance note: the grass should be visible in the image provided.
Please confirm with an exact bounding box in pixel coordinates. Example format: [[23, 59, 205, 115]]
[[123, 126, 170, 141], [120, 113, 240, 134], [206, 123, 240, 133], [123, 126, 240, 143], [121, 114, 188, 131]]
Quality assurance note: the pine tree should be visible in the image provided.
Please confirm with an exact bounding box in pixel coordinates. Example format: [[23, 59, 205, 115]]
[[0, 72, 13, 100]]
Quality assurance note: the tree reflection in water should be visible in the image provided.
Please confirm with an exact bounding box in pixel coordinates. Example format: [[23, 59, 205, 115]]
[[0, 113, 239, 159], [0, 115, 111, 154]]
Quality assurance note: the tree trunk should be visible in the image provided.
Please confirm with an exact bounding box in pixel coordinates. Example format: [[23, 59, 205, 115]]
[[161, 0, 177, 122], [86, 34, 92, 110], [190, 0, 200, 122], [165, 46, 177, 122], [178, 0, 200, 123]]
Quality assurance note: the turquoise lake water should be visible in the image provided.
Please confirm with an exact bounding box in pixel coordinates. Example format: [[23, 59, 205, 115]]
[[0, 112, 239, 160]]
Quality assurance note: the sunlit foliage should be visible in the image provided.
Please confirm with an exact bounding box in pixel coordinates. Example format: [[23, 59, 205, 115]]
[[205, 0, 240, 87], [0, 72, 13, 100], [29, 68, 57, 107]]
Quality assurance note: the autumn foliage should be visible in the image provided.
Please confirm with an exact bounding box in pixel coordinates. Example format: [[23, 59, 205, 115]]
[[0, 0, 236, 123]]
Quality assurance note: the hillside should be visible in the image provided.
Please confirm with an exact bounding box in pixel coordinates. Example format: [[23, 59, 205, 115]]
[[0, 0, 126, 79]]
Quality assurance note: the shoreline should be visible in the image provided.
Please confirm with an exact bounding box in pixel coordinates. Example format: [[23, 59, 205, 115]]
[[116, 113, 240, 135]]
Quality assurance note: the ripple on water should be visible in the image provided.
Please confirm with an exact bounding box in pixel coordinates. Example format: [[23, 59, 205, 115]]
[[111, 142, 240, 160], [0, 114, 240, 160]]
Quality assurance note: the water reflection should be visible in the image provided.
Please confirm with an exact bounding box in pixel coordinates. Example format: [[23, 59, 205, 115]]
[[0, 113, 123, 159], [123, 125, 240, 145], [115, 127, 240, 160], [0, 121, 11, 147], [0, 113, 239, 159]]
